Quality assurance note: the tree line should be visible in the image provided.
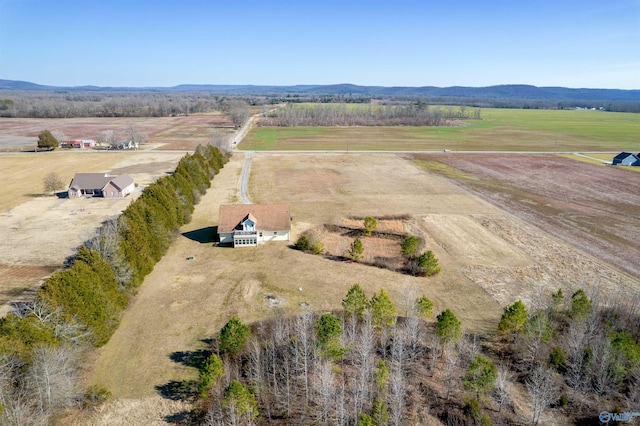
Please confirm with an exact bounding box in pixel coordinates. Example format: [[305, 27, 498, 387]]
[[0, 92, 253, 118], [187, 284, 639, 425], [0, 145, 227, 424], [262, 103, 481, 127]]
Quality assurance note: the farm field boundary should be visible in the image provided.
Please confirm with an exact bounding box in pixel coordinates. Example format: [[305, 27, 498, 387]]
[[240, 108, 640, 151]]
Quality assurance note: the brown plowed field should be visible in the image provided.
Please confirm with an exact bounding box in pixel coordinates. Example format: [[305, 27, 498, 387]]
[[413, 153, 640, 279], [0, 114, 233, 151]]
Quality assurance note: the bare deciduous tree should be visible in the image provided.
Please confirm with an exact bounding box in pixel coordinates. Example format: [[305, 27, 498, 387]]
[[43, 172, 64, 195], [28, 345, 79, 415], [95, 129, 118, 148], [125, 123, 148, 148], [494, 364, 513, 413], [526, 366, 559, 426], [210, 128, 231, 152], [228, 100, 250, 129], [312, 358, 336, 424], [86, 218, 133, 285]]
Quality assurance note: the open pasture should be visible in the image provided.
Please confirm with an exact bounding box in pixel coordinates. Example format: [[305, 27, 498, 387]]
[[240, 108, 640, 151], [88, 152, 640, 421]]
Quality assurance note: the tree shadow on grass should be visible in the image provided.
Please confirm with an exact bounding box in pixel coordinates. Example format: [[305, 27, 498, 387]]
[[163, 410, 196, 424], [169, 348, 212, 370], [154, 380, 198, 402], [156, 341, 215, 402], [182, 226, 217, 244]]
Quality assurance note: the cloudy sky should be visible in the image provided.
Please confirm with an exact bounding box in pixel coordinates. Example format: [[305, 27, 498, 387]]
[[0, 0, 638, 89]]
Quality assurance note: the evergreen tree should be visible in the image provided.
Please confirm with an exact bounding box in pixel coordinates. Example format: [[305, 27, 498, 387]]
[[463, 355, 498, 399], [570, 289, 592, 320], [401, 236, 420, 259], [418, 250, 440, 276], [497, 300, 528, 335], [370, 289, 396, 331], [37, 130, 58, 150], [415, 295, 434, 319], [436, 309, 463, 345], [342, 284, 369, 320], [363, 216, 377, 236], [349, 238, 364, 261], [219, 317, 251, 358]]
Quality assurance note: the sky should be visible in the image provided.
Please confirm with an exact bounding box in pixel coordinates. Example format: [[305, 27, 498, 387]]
[[0, 0, 638, 89]]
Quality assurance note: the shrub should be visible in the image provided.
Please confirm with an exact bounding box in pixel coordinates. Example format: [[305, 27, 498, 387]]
[[295, 235, 311, 251]]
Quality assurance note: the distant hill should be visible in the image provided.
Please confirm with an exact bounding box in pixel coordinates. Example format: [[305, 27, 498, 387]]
[[1, 79, 639, 102]]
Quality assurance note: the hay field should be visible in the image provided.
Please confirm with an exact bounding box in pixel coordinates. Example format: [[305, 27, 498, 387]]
[[82, 151, 640, 424], [240, 108, 640, 151]]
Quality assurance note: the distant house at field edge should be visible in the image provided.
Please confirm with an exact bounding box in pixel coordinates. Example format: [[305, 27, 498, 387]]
[[60, 139, 97, 149], [109, 140, 138, 150], [218, 204, 291, 247], [612, 152, 640, 166], [67, 173, 135, 198]]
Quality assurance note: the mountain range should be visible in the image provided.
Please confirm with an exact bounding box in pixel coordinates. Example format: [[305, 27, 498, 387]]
[[1, 79, 639, 102]]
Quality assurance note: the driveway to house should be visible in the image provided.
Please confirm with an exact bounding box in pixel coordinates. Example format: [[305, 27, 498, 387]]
[[240, 151, 253, 204]]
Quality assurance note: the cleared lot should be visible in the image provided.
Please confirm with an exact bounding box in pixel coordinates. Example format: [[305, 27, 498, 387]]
[[83, 152, 640, 424], [0, 151, 185, 314], [415, 153, 640, 279]]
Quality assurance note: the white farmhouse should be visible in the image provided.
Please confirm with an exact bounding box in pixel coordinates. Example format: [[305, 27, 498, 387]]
[[218, 204, 291, 247]]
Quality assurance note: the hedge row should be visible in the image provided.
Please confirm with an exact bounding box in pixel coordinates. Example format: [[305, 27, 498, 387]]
[[0, 145, 227, 357]]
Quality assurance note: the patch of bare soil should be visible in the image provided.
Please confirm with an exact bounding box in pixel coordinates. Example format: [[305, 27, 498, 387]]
[[0, 265, 59, 315], [416, 153, 640, 279], [0, 114, 232, 151], [463, 214, 640, 310], [318, 222, 407, 271]]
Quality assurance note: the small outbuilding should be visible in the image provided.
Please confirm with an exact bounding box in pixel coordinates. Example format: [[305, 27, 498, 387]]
[[612, 152, 640, 166], [218, 204, 291, 247], [68, 173, 135, 198]]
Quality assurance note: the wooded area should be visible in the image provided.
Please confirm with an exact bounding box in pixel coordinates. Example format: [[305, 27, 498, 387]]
[[191, 285, 640, 425], [261, 103, 480, 127]]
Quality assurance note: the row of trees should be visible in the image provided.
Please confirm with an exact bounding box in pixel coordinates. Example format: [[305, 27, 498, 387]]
[[187, 283, 639, 425], [0, 92, 225, 118], [262, 103, 481, 127], [0, 144, 227, 424], [0, 92, 254, 121]]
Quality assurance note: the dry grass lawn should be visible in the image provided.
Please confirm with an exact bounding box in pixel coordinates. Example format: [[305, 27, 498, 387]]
[[0, 151, 184, 314], [68, 152, 640, 424]]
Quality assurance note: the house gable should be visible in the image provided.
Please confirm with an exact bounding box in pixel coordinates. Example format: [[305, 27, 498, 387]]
[[218, 204, 291, 247]]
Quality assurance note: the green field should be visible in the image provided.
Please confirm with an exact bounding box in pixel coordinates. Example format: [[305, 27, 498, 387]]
[[240, 107, 640, 151]]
